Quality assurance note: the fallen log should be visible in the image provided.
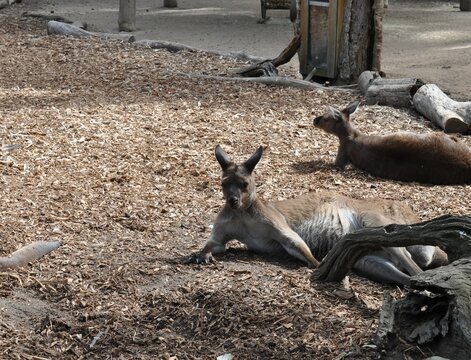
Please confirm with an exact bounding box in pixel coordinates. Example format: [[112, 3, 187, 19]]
[[47, 21, 135, 42], [413, 83, 471, 134], [358, 70, 424, 108], [315, 215, 470, 283], [314, 215, 471, 360], [0, 240, 63, 270], [376, 258, 471, 360]]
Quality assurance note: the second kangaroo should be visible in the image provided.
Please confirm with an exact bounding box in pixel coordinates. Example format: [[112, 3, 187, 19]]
[[313, 101, 471, 184]]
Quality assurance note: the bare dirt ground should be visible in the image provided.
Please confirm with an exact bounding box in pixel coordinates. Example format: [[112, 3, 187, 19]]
[[0, 1, 470, 360]]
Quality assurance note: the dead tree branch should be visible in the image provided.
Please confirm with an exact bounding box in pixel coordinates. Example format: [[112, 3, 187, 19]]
[[181, 73, 350, 91], [315, 215, 471, 282]]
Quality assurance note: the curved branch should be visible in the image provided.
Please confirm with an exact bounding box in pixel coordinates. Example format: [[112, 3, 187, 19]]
[[315, 215, 471, 282]]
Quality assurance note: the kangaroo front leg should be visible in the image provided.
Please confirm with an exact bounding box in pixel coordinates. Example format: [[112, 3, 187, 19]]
[[189, 222, 231, 264], [277, 228, 321, 268], [334, 146, 349, 168]]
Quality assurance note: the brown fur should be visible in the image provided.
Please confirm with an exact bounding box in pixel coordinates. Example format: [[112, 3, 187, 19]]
[[313, 102, 471, 184], [189, 145, 447, 285]]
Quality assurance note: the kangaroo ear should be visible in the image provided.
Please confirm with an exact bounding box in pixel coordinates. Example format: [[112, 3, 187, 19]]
[[215, 145, 232, 171], [243, 146, 263, 173], [343, 101, 360, 119], [327, 106, 343, 121]]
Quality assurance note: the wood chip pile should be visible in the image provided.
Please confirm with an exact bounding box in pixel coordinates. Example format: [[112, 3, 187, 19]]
[[0, 15, 470, 360]]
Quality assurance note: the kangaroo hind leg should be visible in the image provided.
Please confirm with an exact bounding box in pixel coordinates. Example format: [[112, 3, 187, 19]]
[[353, 254, 411, 286]]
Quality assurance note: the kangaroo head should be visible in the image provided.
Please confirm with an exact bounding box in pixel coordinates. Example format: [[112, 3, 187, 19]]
[[313, 101, 360, 138], [214, 145, 263, 210]]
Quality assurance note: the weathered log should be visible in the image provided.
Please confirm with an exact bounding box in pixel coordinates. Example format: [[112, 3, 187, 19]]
[[118, 0, 136, 32], [413, 84, 471, 134], [315, 215, 471, 359], [376, 258, 471, 360], [47, 21, 135, 42], [358, 70, 424, 108], [0, 240, 63, 270], [315, 215, 471, 282]]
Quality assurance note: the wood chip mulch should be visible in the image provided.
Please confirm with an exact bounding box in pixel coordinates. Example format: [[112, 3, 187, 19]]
[[0, 14, 469, 360]]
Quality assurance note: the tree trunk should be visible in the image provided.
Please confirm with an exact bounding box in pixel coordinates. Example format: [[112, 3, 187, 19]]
[[337, 0, 379, 84], [358, 70, 424, 108], [413, 84, 471, 134], [118, 0, 136, 32]]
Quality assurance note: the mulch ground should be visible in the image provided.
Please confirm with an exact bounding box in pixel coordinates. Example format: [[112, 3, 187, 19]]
[[0, 10, 470, 360]]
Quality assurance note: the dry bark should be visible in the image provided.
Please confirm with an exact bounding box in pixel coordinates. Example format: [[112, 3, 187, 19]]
[[358, 70, 424, 108], [413, 84, 471, 134], [376, 259, 471, 360]]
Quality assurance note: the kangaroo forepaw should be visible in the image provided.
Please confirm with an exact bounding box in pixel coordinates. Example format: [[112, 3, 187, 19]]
[[185, 252, 215, 265]]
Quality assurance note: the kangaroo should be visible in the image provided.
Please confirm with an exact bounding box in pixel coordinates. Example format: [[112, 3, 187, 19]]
[[313, 101, 471, 185], [189, 145, 447, 285]]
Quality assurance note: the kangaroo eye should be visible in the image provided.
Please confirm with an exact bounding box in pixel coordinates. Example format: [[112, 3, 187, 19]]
[[242, 181, 248, 189]]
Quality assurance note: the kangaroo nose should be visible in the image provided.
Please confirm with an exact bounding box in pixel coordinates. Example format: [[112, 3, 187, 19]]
[[229, 196, 239, 208], [313, 116, 321, 125]]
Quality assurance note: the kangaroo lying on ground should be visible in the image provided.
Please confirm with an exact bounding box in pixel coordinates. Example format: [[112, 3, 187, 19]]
[[189, 145, 447, 285], [313, 101, 471, 184]]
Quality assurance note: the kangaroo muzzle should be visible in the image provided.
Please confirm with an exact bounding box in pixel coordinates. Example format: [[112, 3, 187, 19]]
[[228, 196, 239, 209], [313, 116, 322, 126]]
